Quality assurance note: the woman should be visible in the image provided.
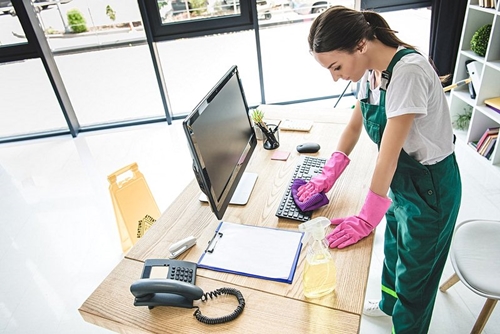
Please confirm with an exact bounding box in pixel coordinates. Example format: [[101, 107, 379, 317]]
[[295, 6, 462, 333]]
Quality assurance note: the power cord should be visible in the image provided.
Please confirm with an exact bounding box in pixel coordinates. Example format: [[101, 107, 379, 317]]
[[193, 287, 245, 324]]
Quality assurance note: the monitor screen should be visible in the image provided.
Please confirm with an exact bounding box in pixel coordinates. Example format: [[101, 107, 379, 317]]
[[183, 66, 257, 220]]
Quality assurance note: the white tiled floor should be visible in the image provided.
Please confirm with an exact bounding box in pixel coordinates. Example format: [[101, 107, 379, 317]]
[[1, 98, 500, 333]]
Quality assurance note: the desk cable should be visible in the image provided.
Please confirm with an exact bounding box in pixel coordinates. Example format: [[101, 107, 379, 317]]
[[193, 287, 245, 324]]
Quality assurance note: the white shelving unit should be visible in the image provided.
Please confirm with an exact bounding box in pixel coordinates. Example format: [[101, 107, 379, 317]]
[[450, 0, 500, 168]]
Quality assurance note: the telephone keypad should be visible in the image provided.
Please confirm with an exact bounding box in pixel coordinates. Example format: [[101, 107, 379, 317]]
[[170, 266, 194, 283], [142, 259, 197, 285]]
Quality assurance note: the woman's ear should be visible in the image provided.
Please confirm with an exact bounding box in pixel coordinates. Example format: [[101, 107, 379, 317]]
[[357, 40, 367, 53]]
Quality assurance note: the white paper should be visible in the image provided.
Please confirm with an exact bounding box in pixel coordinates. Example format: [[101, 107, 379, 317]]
[[198, 221, 304, 282]]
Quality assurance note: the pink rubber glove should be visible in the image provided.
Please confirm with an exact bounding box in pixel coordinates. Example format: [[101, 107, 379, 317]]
[[326, 189, 391, 249], [297, 151, 350, 202]]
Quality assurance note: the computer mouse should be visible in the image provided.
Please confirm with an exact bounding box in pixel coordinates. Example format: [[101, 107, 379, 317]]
[[296, 142, 321, 154]]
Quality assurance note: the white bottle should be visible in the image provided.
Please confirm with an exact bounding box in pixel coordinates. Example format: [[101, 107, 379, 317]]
[[299, 217, 336, 298]]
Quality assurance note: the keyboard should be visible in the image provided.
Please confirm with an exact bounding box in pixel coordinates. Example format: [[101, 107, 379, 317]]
[[280, 119, 314, 132], [275, 156, 327, 222]]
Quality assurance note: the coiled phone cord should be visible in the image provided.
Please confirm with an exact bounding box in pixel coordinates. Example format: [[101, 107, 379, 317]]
[[193, 287, 245, 324]]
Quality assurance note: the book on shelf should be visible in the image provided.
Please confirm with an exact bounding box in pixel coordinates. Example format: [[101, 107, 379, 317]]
[[478, 136, 491, 155], [484, 138, 498, 160], [485, 138, 497, 160], [479, 135, 495, 156], [479, 0, 494, 7], [468, 140, 478, 149], [484, 97, 500, 114], [476, 127, 499, 153]]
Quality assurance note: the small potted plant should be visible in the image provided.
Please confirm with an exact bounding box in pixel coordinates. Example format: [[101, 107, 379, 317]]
[[251, 109, 266, 140], [453, 106, 472, 131], [250, 109, 279, 150], [470, 24, 492, 57]]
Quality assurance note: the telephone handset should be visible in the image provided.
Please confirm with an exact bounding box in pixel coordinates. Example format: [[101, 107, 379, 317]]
[[130, 259, 245, 324], [131, 259, 200, 309], [131, 278, 204, 308]]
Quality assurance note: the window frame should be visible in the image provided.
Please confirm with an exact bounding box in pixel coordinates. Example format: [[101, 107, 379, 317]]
[[141, 0, 257, 42], [360, 0, 431, 12], [0, 1, 38, 64]]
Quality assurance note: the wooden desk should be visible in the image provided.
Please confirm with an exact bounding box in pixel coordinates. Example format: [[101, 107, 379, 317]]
[[79, 105, 378, 333]]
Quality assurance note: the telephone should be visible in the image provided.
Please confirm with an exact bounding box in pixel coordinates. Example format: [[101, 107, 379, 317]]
[[130, 259, 245, 324]]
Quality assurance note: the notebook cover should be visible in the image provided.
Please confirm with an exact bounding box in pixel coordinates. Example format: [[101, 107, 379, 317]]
[[485, 97, 500, 113]]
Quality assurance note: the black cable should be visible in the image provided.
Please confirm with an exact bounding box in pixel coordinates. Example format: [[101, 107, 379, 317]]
[[193, 287, 245, 324]]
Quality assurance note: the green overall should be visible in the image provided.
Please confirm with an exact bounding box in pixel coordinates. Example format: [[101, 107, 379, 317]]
[[359, 49, 462, 334]]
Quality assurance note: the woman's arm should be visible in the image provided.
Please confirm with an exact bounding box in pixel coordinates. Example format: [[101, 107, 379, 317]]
[[336, 100, 364, 155], [295, 101, 364, 202], [325, 112, 415, 249], [370, 113, 415, 197]]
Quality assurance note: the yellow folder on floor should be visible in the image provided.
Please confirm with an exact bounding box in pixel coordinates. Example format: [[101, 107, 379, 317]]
[[108, 162, 160, 253]]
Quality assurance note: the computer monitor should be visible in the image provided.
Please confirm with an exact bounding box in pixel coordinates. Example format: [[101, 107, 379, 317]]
[[183, 66, 258, 220]]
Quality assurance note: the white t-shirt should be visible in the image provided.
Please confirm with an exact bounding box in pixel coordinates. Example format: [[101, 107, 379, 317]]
[[357, 48, 454, 165]]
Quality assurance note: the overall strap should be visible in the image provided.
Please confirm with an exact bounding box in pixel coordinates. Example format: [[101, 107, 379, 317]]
[[380, 48, 419, 91]]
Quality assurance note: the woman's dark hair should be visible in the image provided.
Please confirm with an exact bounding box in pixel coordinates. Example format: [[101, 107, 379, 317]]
[[308, 6, 415, 54]]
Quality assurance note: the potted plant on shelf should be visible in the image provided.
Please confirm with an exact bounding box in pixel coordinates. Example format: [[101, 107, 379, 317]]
[[470, 24, 492, 57], [453, 106, 472, 131]]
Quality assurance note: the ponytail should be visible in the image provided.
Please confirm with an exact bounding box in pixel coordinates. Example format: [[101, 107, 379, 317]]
[[362, 11, 415, 50], [309, 6, 415, 54]]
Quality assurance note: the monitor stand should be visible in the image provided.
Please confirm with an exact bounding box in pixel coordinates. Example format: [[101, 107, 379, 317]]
[[198, 172, 258, 205]]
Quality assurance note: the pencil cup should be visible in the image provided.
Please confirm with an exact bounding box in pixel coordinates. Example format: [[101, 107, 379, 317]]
[[253, 124, 264, 140], [261, 123, 280, 150]]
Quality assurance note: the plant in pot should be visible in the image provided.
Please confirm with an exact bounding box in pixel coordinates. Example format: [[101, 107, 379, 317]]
[[250, 109, 279, 150], [453, 106, 472, 131], [250, 109, 265, 140], [470, 24, 492, 57]]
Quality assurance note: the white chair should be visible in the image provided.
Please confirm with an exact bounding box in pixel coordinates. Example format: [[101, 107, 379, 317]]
[[439, 219, 500, 334]]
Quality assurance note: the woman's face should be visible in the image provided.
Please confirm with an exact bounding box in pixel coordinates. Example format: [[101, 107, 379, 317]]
[[312, 47, 368, 83]]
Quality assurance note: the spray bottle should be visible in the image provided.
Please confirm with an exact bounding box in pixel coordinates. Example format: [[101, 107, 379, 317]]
[[299, 217, 336, 298]]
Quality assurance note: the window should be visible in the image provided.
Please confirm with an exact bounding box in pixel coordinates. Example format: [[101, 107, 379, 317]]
[[361, 0, 431, 12], [142, 0, 256, 42]]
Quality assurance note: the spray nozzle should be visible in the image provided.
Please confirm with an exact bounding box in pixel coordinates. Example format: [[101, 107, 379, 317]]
[[298, 217, 330, 241]]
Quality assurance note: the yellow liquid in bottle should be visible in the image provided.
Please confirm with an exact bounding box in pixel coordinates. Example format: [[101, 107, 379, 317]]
[[303, 253, 336, 298]]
